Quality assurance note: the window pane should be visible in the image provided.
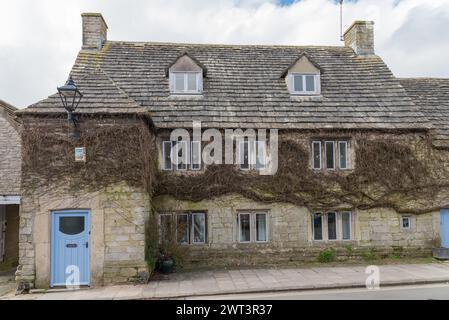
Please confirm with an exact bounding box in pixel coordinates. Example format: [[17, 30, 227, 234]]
[[163, 141, 172, 170], [160, 215, 173, 243], [191, 141, 201, 170], [177, 215, 189, 244], [240, 141, 250, 170], [239, 214, 251, 242], [256, 141, 266, 170], [59, 216, 84, 235], [305, 75, 315, 92], [174, 73, 185, 92], [174, 141, 187, 170], [313, 214, 322, 240], [192, 213, 206, 243], [325, 142, 335, 169], [187, 73, 197, 91], [312, 141, 321, 169], [402, 217, 410, 229], [327, 212, 337, 240], [256, 214, 267, 242], [339, 142, 348, 169], [293, 75, 304, 92], [342, 212, 351, 240]]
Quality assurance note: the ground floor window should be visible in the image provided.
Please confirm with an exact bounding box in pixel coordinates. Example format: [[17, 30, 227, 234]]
[[160, 212, 207, 244], [312, 211, 352, 241], [238, 212, 268, 243], [401, 216, 411, 230]]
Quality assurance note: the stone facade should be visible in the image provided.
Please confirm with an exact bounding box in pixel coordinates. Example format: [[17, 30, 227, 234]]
[[153, 194, 437, 268]]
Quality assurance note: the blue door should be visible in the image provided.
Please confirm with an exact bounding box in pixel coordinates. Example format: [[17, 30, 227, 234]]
[[51, 211, 90, 287], [441, 209, 449, 248]]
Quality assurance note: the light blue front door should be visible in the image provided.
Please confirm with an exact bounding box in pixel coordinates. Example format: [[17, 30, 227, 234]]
[[51, 211, 90, 287], [441, 209, 449, 248]]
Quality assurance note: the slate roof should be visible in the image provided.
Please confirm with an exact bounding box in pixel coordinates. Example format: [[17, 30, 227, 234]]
[[0, 99, 21, 130], [400, 78, 449, 147], [20, 41, 432, 131]]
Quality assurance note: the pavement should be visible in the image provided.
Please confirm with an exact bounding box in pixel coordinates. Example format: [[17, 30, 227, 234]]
[[1, 262, 449, 300], [0, 271, 16, 297]]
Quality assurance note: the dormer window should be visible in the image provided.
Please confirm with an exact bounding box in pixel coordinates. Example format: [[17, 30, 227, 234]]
[[290, 73, 320, 95], [167, 52, 206, 95], [171, 72, 202, 94], [281, 54, 322, 96]]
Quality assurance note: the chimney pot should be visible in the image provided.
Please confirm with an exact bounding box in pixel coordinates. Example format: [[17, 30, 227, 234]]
[[343, 21, 375, 55], [81, 13, 108, 50]]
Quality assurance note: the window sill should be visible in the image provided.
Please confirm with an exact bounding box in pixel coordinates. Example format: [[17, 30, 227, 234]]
[[169, 94, 204, 100], [290, 95, 323, 102]]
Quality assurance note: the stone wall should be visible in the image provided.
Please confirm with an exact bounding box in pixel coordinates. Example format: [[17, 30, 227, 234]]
[[153, 194, 438, 268], [0, 109, 21, 196]]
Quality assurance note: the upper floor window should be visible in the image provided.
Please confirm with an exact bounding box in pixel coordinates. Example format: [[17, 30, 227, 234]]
[[289, 73, 320, 95], [167, 52, 206, 95], [282, 54, 322, 96], [312, 140, 350, 170], [238, 140, 267, 171], [162, 140, 201, 171], [170, 72, 202, 94]]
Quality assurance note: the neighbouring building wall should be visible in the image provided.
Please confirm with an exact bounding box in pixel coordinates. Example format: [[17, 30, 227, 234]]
[[153, 194, 438, 268], [0, 109, 21, 196]]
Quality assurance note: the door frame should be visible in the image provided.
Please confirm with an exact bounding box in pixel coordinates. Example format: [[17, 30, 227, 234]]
[[0, 205, 5, 263], [50, 209, 90, 287], [441, 209, 449, 249]]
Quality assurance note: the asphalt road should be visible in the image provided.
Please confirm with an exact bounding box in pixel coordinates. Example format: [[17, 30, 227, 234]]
[[189, 283, 449, 300]]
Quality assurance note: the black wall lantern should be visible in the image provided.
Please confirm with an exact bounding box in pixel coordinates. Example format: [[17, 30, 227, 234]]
[[57, 76, 83, 124]]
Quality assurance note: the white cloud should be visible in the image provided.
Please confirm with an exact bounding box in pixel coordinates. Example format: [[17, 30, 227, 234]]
[[0, 0, 448, 107]]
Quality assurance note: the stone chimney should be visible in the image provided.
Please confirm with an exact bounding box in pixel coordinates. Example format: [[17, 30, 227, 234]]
[[343, 21, 375, 55], [81, 13, 108, 50]]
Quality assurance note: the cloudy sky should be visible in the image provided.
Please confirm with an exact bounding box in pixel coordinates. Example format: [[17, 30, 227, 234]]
[[1, 0, 448, 108]]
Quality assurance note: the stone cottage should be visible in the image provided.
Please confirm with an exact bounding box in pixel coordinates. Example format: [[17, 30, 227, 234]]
[[14, 13, 449, 289], [0, 100, 21, 271]]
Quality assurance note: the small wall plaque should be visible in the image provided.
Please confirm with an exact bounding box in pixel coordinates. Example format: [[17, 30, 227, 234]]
[[75, 147, 86, 162]]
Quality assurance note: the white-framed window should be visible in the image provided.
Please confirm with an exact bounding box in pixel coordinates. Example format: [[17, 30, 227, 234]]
[[238, 212, 268, 243], [162, 141, 173, 171], [325, 141, 335, 170], [170, 72, 202, 94], [192, 212, 206, 244], [238, 140, 267, 171], [159, 212, 207, 245], [162, 140, 202, 171], [312, 213, 323, 241], [312, 141, 322, 170], [312, 140, 350, 170], [173, 141, 187, 171], [341, 211, 352, 240], [191, 141, 201, 170], [288, 73, 320, 95], [401, 216, 411, 230], [312, 211, 353, 241], [339, 141, 348, 170]]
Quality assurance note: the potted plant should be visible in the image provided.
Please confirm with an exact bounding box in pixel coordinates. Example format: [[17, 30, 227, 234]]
[[157, 250, 174, 274]]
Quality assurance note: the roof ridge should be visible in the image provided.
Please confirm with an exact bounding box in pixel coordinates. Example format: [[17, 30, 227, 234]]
[[105, 40, 350, 50]]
